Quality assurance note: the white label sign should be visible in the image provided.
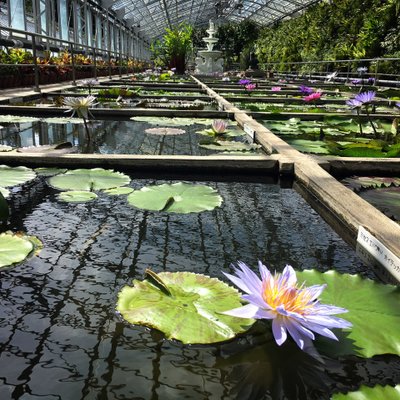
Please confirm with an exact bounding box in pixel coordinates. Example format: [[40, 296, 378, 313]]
[[357, 226, 400, 282], [243, 123, 255, 141]]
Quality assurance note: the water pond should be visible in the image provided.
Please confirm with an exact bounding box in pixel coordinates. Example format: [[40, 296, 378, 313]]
[[2, 175, 396, 400], [0, 118, 257, 156]]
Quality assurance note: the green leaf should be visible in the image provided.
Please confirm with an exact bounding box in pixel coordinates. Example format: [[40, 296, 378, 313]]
[[58, 191, 98, 203], [0, 190, 9, 222], [0, 232, 38, 268], [48, 168, 130, 191], [41, 117, 84, 124], [0, 115, 39, 123], [0, 145, 13, 152], [342, 176, 400, 191], [127, 182, 222, 213], [35, 167, 68, 177], [145, 127, 185, 135], [297, 270, 400, 358], [196, 129, 245, 138], [332, 384, 400, 400], [0, 187, 10, 198], [199, 141, 261, 152], [287, 139, 330, 154], [0, 165, 36, 187], [103, 187, 134, 195], [116, 271, 254, 344], [131, 117, 216, 126]]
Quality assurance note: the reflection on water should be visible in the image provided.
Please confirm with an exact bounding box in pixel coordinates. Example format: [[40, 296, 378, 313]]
[[0, 120, 238, 156], [0, 180, 399, 399]]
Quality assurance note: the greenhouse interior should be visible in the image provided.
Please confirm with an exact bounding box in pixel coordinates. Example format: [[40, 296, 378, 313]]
[[0, 0, 400, 399]]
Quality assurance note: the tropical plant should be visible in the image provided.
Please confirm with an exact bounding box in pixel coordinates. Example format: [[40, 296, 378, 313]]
[[150, 24, 193, 73]]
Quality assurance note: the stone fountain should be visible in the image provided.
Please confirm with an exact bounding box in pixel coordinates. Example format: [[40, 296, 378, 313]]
[[194, 20, 224, 75]]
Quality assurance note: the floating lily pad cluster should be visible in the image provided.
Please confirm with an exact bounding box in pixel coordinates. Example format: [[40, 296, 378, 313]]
[[117, 267, 400, 361], [264, 117, 400, 156], [48, 168, 131, 203], [46, 168, 224, 214], [342, 176, 400, 221], [0, 115, 83, 124]]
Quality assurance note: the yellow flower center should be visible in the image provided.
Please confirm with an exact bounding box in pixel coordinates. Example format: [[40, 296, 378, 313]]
[[262, 279, 313, 315]]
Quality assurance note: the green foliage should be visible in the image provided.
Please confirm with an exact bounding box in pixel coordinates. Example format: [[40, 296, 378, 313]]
[[117, 270, 254, 344], [150, 24, 193, 73], [255, 0, 400, 71], [213, 20, 260, 69]]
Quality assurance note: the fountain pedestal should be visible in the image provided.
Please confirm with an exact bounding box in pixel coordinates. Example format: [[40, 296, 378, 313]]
[[195, 21, 224, 75]]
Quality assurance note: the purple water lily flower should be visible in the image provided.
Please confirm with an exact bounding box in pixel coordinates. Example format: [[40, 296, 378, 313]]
[[346, 99, 362, 108], [354, 91, 376, 104], [351, 79, 361, 85], [299, 85, 314, 95], [239, 79, 251, 86], [222, 261, 352, 351], [396, 102, 400, 109]]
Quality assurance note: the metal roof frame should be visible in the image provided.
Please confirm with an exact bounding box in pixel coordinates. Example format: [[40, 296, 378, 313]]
[[102, 0, 323, 40]]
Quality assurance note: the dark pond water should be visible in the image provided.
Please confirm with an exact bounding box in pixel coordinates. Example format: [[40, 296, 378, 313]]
[[0, 120, 252, 156], [2, 177, 399, 399]]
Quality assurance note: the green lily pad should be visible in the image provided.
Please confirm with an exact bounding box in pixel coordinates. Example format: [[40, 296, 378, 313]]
[[359, 187, 400, 221], [199, 141, 261, 152], [116, 270, 254, 344], [131, 117, 215, 126], [297, 269, 400, 358], [127, 182, 222, 213], [0, 187, 10, 198], [287, 139, 330, 154], [197, 128, 245, 138], [35, 167, 68, 176], [58, 191, 98, 203], [0, 145, 13, 152], [0, 115, 40, 123], [332, 384, 400, 400], [0, 165, 36, 187], [0, 190, 9, 222], [145, 127, 185, 135], [103, 187, 134, 195], [48, 168, 130, 191], [0, 231, 39, 268], [342, 176, 400, 191], [41, 117, 84, 124]]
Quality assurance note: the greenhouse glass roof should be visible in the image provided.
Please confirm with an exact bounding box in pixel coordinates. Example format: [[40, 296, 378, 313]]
[[106, 0, 321, 39]]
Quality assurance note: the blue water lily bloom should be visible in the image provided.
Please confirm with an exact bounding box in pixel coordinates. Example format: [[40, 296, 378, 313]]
[[354, 91, 376, 104], [346, 98, 362, 108], [222, 261, 352, 351], [299, 85, 314, 95]]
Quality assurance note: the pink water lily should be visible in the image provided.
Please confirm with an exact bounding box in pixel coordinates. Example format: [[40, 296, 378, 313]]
[[222, 261, 352, 351], [304, 92, 322, 102], [271, 86, 281, 91], [245, 83, 256, 92], [212, 119, 228, 134]]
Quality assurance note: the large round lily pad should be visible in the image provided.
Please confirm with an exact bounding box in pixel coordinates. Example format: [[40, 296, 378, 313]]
[[0, 115, 39, 123], [117, 271, 254, 344], [58, 191, 98, 203], [48, 168, 131, 191], [0, 145, 13, 152], [103, 187, 133, 196], [145, 127, 185, 135], [0, 165, 36, 187], [297, 269, 400, 358], [127, 182, 223, 213], [0, 232, 37, 268]]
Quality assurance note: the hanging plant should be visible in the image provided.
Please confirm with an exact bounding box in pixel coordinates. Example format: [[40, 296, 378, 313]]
[[117, 270, 254, 344], [127, 182, 222, 213]]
